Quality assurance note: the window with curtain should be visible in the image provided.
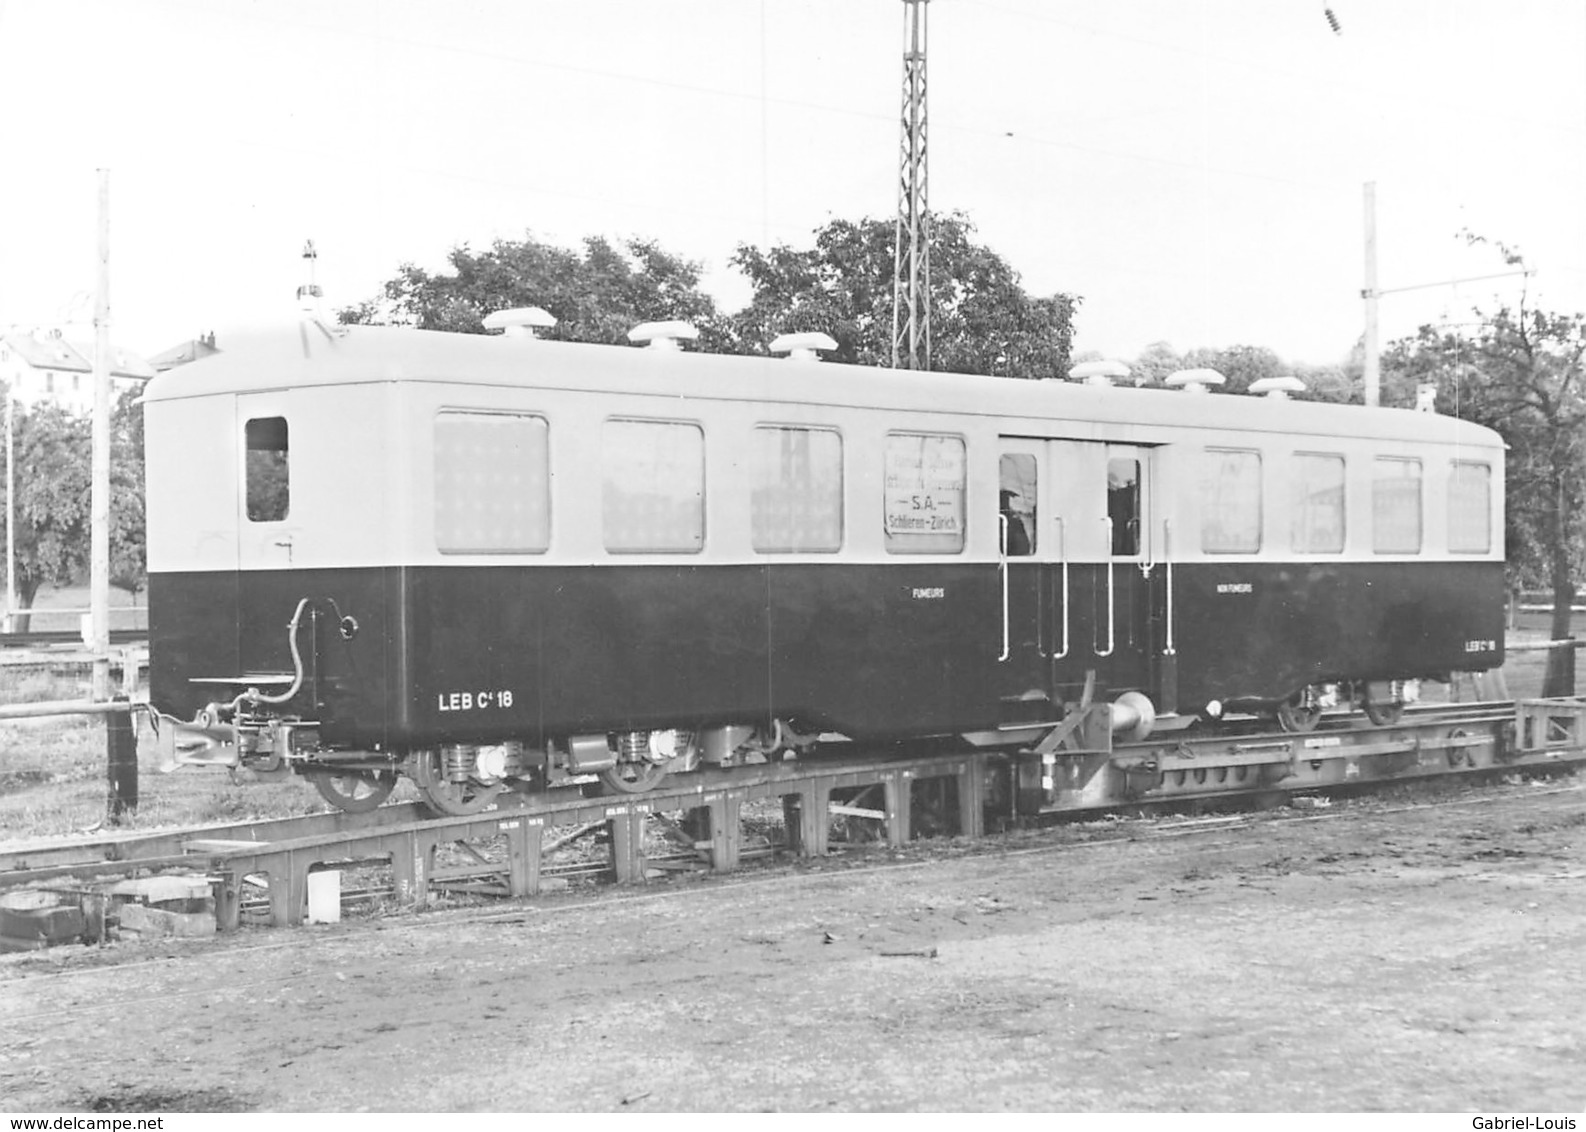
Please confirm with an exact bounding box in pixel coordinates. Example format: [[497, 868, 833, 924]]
[[1291, 452, 1345, 554], [602, 418, 705, 553], [1372, 457, 1422, 554], [1200, 448, 1262, 554], [434, 411, 550, 553], [750, 426, 843, 552]]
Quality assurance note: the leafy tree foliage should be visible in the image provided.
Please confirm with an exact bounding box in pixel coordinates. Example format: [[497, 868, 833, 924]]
[[0, 391, 145, 631], [1117, 340, 1347, 400], [730, 213, 1079, 378], [109, 392, 145, 598], [1128, 341, 1185, 386], [339, 234, 733, 350], [1382, 238, 1586, 694], [1179, 344, 1285, 394], [345, 215, 1079, 378]]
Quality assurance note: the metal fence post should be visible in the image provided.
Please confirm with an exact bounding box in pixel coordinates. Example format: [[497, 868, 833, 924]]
[[106, 693, 137, 824]]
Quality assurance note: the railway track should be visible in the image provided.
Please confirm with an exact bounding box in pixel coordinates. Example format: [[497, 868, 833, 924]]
[[3, 697, 1584, 936], [0, 629, 145, 650], [8, 776, 1583, 1012]]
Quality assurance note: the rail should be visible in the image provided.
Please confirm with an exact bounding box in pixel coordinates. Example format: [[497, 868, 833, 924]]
[[0, 697, 147, 720], [3, 698, 1583, 937], [1505, 638, 1586, 652], [0, 629, 146, 649]]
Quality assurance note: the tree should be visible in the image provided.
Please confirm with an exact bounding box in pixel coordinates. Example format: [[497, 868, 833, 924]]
[[9, 403, 90, 629], [1292, 360, 1355, 404], [0, 391, 146, 631], [1179, 344, 1285, 395], [731, 212, 1080, 378], [1382, 238, 1586, 695], [110, 391, 146, 599], [339, 233, 734, 350], [1128, 341, 1183, 386]]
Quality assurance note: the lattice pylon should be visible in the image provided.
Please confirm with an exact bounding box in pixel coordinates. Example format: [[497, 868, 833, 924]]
[[892, 0, 930, 372]]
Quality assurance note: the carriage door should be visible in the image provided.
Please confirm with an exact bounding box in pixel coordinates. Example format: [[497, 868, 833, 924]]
[[1101, 445, 1157, 701], [998, 439, 1165, 712], [996, 440, 1060, 722], [1031, 440, 1161, 706], [231, 394, 303, 688]]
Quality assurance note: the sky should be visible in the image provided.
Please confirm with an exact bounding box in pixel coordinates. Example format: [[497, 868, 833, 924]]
[[0, 0, 1582, 368]]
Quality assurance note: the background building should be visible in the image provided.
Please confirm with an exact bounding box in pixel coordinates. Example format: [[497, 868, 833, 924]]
[[0, 329, 156, 411]]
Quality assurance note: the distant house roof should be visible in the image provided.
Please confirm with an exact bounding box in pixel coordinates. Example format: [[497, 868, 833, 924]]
[[147, 333, 220, 373], [0, 332, 157, 380]]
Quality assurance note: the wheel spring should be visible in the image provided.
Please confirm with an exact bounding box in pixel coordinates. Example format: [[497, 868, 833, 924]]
[[617, 731, 648, 761], [443, 744, 478, 783]]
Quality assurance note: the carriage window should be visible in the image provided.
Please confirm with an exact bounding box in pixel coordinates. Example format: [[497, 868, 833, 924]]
[[1200, 448, 1262, 553], [751, 426, 843, 552], [603, 419, 704, 553], [244, 416, 290, 523], [1292, 453, 1345, 554], [1107, 456, 1141, 556], [999, 453, 1036, 556], [1448, 461, 1491, 554], [1372, 457, 1422, 553], [884, 433, 965, 554], [434, 411, 550, 553]]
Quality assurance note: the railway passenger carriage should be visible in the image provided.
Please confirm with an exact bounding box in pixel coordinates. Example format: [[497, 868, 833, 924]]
[[145, 320, 1507, 814]]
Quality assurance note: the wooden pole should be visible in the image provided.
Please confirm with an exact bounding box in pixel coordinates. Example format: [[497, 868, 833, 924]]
[[92, 171, 135, 821], [91, 169, 110, 702]]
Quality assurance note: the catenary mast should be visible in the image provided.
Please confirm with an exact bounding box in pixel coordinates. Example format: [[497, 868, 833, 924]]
[[891, 0, 930, 371]]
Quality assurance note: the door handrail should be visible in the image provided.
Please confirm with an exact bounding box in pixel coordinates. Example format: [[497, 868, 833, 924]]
[[997, 514, 1011, 662], [1097, 518, 1116, 658], [1163, 519, 1176, 656], [1046, 517, 1070, 660]]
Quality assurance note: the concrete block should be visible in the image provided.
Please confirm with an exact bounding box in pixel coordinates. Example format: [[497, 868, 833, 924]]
[[118, 902, 215, 939], [306, 870, 341, 925], [108, 875, 213, 907], [0, 890, 86, 943]]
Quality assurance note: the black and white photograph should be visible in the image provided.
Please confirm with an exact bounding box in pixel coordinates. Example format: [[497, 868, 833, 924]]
[[1, 0, 1584, 1117]]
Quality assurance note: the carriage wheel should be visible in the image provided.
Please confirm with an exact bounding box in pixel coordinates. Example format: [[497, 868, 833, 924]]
[[1275, 695, 1322, 734], [310, 769, 397, 814], [410, 749, 507, 817], [600, 761, 668, 795], [1362, 694, 1404, 727]]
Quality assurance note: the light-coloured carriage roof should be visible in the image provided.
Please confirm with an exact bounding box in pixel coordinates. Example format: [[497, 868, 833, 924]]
[[143, 323, 1504, 450]]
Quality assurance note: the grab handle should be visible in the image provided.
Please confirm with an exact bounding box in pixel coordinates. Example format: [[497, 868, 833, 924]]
[[1097, 519, 1116, 658], [1048, 517, 1070, 660], [997, 515, 1011, 662]]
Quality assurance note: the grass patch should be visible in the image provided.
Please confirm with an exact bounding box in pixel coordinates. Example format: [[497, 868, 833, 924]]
[[0, 665, 92, 704], [0, 711, 331, 841]]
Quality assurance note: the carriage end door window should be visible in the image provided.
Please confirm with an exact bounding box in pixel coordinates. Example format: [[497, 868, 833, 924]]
[[238, 396, 299, 570], [245, 416, 290, 523]]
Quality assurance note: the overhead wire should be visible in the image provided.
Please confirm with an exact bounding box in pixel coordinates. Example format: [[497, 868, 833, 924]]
[[53, 0, 1586, 347]]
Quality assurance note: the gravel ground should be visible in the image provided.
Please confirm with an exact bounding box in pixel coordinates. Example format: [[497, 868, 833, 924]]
[[2, 776, 1583, 1113]]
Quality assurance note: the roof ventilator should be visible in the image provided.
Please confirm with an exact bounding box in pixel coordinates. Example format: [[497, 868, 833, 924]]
[[483, 307, 557, 339], [1069, 359, 1132, 387], [769, 331, 838, 361], [1165, 368, 1227, 393], [1249, 375, 1305, 400], [628, 320, 699, 351]]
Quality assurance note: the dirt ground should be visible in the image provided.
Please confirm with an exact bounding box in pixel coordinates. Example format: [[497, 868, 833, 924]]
[[1, 775, 1584, 1114]]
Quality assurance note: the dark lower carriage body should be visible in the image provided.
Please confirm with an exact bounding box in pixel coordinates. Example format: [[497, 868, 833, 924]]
[[148, 560, 1507, 750]]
